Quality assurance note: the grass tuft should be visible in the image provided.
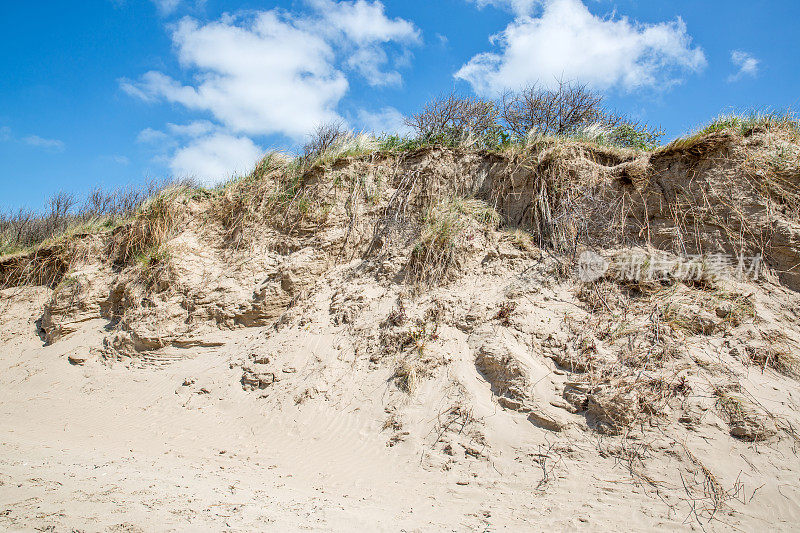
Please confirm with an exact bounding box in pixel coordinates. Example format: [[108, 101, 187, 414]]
[[407, 197, 500, 284]]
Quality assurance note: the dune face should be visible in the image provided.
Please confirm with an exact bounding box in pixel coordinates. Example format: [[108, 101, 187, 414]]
[[2, 129, 800, 531]]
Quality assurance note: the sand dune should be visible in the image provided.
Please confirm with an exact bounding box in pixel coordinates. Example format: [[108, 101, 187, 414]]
[[2, 130, 800, 531]]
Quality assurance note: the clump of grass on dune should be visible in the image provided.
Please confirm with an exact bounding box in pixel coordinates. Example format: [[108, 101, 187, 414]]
[[653, 110, 799, 159], [106, 185, 191, 268], [296, 122, 380, 167], [306, 133, 380, 167], [210, 148, 336, 238], [0, 183, 189, 289], [212, 129, 385, 242], [0, 181, 176, 259], [210, 151, 292, 244], [408, 197, 500, 284], [698, 110, 799, 138]]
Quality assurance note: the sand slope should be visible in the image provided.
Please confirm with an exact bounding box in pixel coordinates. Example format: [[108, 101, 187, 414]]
[[3, 135, 800, 531], [2, 268, 799, 531]]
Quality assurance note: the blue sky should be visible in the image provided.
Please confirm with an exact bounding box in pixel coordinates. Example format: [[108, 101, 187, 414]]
[[1, 0, 798, 210]]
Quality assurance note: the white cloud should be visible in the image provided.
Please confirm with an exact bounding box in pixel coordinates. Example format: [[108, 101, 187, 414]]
[[456, 0, 706, 95], [123, 3, 420, 138], [310, 0, 420, 45], [152, 0, 181, 16], [729, 50, 759, 82], [126, 2, 418, 182], [346, 47, 401, 86], [0, 127, 65, 151], [22, 135, 65, 151], [137, 122, 263, 184], [356, 107, 411, 135], [469, 0, 540, 15], [166, 120, 217, 137], [170, 133, 263, 184], [137, 127, 172, 145]]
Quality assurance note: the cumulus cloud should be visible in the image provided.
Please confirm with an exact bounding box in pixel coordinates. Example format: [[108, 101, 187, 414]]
[[456, 0, 706, 95], [356, 107, 411, 135], [136, 121, 263, 184], [121, 17, 346, 139], [122, 2, 420, 139], [310, 0, 420, 45], [124, 2, 419, 183], [346, 47, 401, 87], [729, 50, 759, 82], [170, 133, 263, 184]]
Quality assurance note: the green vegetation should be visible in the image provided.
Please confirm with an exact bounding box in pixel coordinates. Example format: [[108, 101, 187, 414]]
[[697, 110, 799, 137]]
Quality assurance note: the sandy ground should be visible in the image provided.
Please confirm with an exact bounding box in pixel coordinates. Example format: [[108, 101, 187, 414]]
[[1, 281, 798, 532]]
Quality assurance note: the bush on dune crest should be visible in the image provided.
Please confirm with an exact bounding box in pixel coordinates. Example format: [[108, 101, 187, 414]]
[[403, 81, 664, 151]]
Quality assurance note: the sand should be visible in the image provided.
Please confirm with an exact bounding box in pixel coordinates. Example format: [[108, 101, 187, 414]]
[[3, 137, 800, 531], [2, 273, 799, 531]]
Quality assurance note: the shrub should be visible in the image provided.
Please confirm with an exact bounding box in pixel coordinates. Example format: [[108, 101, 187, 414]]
[[500, 81, 606, 139], [405, 92, 505, 149], [302, 121, 350, 163], [500, 81, 663, 149], [607, 122, 665, 150]]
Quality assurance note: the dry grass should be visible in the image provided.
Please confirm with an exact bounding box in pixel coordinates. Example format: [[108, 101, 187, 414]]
[[407, 197, 500, 284], [657, 285, 755, 336], [394, 358, 420, 394], [679, 446, 750, 526], [0, 238, 87, 289], [0, 181, 173, 258], [211, 152, 293, 244], [653, 131, 734, 160], [512, 141, 638, 254], [713, 386, 776, 441], [1, 181, 186, 290], [563, 271, 760, 434], [743, 132, 800, 220], [106, 186, 187, 268], [745, 331, 800, 379], [500, 228, 536, 251], [210, 146, 372, 245]]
